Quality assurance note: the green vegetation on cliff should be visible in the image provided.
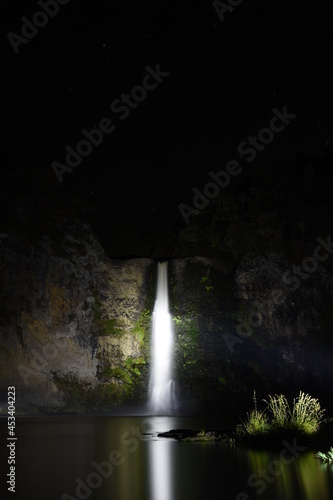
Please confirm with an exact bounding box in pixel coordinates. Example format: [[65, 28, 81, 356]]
[[51, 374, 133, 412], [133, 309, 150, 349], [93, 292, 125, 337]]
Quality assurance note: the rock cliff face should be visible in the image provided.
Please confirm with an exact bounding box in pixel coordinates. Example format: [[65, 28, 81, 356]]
[[1, 218, 333, 416], [0, 220, 155, 413]]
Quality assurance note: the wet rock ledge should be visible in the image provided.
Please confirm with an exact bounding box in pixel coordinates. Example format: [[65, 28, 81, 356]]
[[156, 429, 234, 442]]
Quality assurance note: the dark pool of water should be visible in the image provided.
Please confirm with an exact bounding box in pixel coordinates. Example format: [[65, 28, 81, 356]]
[[1, 415, 333, 499]]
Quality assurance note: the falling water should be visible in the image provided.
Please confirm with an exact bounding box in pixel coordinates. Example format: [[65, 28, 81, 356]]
[[148, 261, 176, 415]]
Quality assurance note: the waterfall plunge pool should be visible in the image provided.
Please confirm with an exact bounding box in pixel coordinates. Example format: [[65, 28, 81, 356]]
[[2, 415, 333, 500]]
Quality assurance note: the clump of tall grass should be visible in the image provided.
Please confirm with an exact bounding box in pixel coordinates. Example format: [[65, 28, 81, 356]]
[[264, 393, 290, 428], [239, 409, 270, 436], [316, 447, 333, 463], [291, 391, 326, 434], [238, 391, 326, 438]]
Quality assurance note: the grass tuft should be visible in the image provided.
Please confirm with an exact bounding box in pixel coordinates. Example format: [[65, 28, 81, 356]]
[[291, 391, 325, 434], [238, 391, 326, 439], [239, 410, 270, 437], [316, 447, 333, 463], [264, 393, 291, 428]]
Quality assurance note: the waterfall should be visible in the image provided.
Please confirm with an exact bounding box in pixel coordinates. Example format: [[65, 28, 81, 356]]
[[148, 261, 176, 415]]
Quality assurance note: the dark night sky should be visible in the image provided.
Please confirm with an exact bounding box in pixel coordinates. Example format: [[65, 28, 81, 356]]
[[1, 1, 333, 247]]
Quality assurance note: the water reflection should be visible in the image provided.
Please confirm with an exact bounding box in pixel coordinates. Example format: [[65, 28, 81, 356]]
[[243, 446, 333, 499], [294, 453, 333, 499], [2, 417, 333, 500], [149, 439, 173, 500]]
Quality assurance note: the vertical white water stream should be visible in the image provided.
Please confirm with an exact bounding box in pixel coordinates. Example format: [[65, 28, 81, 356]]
[[148, 261, 175, 414]]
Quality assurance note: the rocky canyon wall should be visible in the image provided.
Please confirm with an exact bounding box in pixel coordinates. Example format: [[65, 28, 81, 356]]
[[1, 219, 332, 416]]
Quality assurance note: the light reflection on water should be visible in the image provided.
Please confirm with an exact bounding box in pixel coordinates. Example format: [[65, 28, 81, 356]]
[[242, 446, 333, 500], [1, 415, 333, 500], [149, 439, 173, 500]]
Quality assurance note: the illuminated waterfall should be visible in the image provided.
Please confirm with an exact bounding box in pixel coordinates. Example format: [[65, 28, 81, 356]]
[[148, 261, 176, 414]]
